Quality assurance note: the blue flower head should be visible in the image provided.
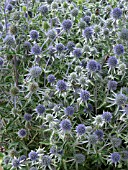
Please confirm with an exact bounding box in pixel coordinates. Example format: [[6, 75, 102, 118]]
[[119, 28, 128, 41], [60, 119, 72, 132], [112, 7, 122, 19], [80, 90, 90, 102], [115, 93, 127, 106], [39, 5, 48, 15], [24, 41, 31, 50], [71, 8, 78, 17], [56, 80, 67, 92], [83, 27, 93, 39], [95, 129, 104, 140], [108, 56, 117, 68], [83, 16, 91, 24], [67, 41, 75, 51], [114, 44, 124, 56], [64, 106, 74, 116], [24, 113, 32, 122], [47, 74, 55, 83], [73, 48, 82, 58], [86, 59, 97, 72], [18, 129, 27, 138], [76, 124, 86, 135], [12, 159, 20, 168], [47, 29, 56, 39], [31, 44, 41, 55], [62, 19, 72, 31], [102, 111, 112, 122], [110, 152, 121, 164], [108, 80, 117, 91], [19, 155, 27, 162], [4, 35, 15, 46], [6, 4, 13, 11], [56, 43, 65, 52], [30, 30, 39, 40], [28, 151, 38, 161], [29, 66, 42, 78], [41, 155, 51, 166], [36, 104, 45, 115]]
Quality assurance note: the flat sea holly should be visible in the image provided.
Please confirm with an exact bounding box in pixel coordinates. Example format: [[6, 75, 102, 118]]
[[0, 0, 128, 169]]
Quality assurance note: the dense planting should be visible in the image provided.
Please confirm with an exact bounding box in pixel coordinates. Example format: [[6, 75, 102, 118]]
[[0, 0, 128, 169]]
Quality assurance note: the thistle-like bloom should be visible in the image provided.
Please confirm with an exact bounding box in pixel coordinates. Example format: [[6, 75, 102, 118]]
[[108, 56, 117, 68], [110, 152, 121, 164], [60, 119, 72, 132], [71, 8, 78, 17], [64, 106, 74, 116], [74, 154, 85, 164], [73, 48, 82, 58], [19, 155, 27, 162], [47, 29, 56, 39], [18, 129, 27, 138], [62, 19, 72, 31], [80, 90, 90, 102], [86, 59, 97, 72], [56, 43, 65, 52], [115, 93, 127, 106], [102, 111, 112, 122], [47, 74, 56, 83], [31, 44, 41, 55], [83, 16, 91, 24], [39, 5, 48, 15], [24, 113, 32, 122], [83, 27, 93, 39], [4, 35, 15, 46], [114, 44, 124, 56], [12, 158, 20, 168], [112, 8, 122, 19], [108, 80, 117, 91], [29, 66, 42, 78], [119, 28, 128, 41], [95, 129, 104, 140], [76, 124, 86, 136], [56, 80, 67, 92], [41, 155, 51, 166], [36, 104, 45, 115], [111, 137, 122, 148], [30, 30, 39, 40], [28, 151, 38, 161], [6, 4, 13, 11], [67, 41, 75, 51], [48, 46, 56, 55], [24, 41, 31, 50]]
